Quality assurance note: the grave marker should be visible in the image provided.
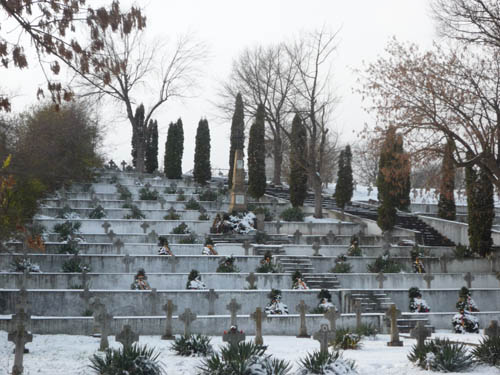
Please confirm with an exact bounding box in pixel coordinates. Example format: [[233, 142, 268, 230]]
[[204, 289, 219, 316], [158, 197, 166, 209], [376, 272, 387, 289], [324, 309, 339, 332], [94, 307, 113, 351], [121, 160, 127, 171], [385, 304, 403, 346], [79, 286, 93, 308], [223, 327, 245, 347], [161, 300, 177, 340], [179, 308, 197, 336], [114, 238, 124, 254], [169, 255, 180, 273], [410, 321, 431, 350], [293, 230, 302, 244], [307, 221, 313, 235], [353, 300, 363, 330], [149, 288, 158, 315], [141, 222, 150, 234], [246, 272, 257, 289], [81, 269, 89, 290], [464, 272, 475, 289], [148, 230, 159, 243], [122, 254, 133, 273], [312, 240, 321, 256], [313, 324, 335, 354], [439, 254, 448, 273], [423, 271, 434, 289], [296, 300, 310, 338], [107, 230, 116, 243], [326, 230, 336, 245], [226, 298, 241, 327], [8, 310, 32, 375], [485, 320, 500, 338], [101, 221, 111, 234], [250, 307, 267, 346], [116, 325, 139, 349], [242, 240, 252, 256]]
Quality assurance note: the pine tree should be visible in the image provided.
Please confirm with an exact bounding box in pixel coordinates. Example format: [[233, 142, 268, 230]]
[[145, 119, 158, 174], [247, 104, 266, 199], [174, 118, 184, 178], [334, 145, 354, 212], [228, 93, 245, 189], [193, 118, 212, 185], [164, 122, 178, 179], [437, 139, 456, 220], [289, 114, 308, 207], [131, 104, 145, 168]]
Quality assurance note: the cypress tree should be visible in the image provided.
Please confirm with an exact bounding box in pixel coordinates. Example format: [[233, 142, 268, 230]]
[[289, 114, 308, 207], [395, 134, 411, 211], [437, 139, 456, 220], [145, 119, 158, 174], [164, 122, 177, 179], [173, 118, 184, 179], [228, 93, 245, 189], [334, 145, 354, 212], [193, 118, 212, 185], [131, 104, 145, 167], [247, 104, 266, 199]]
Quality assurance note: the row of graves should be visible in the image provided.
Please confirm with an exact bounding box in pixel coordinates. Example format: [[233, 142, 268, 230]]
[[2, 164, 500, 373]]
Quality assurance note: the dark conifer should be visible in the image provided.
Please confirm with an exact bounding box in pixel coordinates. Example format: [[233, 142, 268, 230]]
[[334, 145, 354, 212], [193, 119, 212, 185], [164, 121, 180, 179], [437, 139, 456, 220], [145, 119, 158, 173], [228, 93, 245, 189], [247, 104, 266, 198], [131, 104, 145, 167], [395, 134, 411, 211], [289, 114, 308, 207]]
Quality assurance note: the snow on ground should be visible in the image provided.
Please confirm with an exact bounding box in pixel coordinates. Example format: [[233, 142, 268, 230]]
[[0, 331, 497, 375], [304, 215, 341, 224]]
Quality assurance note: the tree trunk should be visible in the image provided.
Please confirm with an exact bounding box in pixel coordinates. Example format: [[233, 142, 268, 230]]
[[273, 135, 282, 185], [313, 174, 323, 218]]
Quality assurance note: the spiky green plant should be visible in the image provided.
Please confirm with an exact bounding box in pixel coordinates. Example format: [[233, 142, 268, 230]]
[[170, 334, 213, 357], [472, 335, 500, 367], [139, 187, 159, 201], [116, 183, 132, 201], [297, 350, 356, 375], [171, 222, 190, 234], [53, 221, 82, 241], [280, 207, 304, 222], [88, 205, 106, 219], [184, 198, 201, 210], [62, 258, 90, 273], [124, 205, 145, 220], [199, 189, 217, 201], [408, 338, 474, 372], [330, 329, 362, 350]]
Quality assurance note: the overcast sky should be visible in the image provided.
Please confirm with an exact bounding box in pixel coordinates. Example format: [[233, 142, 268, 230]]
[[4, 0, 437, 174]]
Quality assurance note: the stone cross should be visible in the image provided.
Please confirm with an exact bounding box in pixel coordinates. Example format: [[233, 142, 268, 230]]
[[199, 205, 207, 215], [107, 230, 116, 243], [116, 325, 139, 349], [410, 321, 431, 350], [485, 320, 500, 338], [307, 221, 313, 235], [204, 289, 219, 315], [121, 160, 126, 171], [158, 197, 166, 209], [326, 230, 336, 245], [8, 310, 33, 375], [79, 286, 93, 308], [91, 194, 100, 208], [353, 300, 363, 330], [161, 300, 177, 340], [242, 240, 252, 256], [226, 298, 241, 327], [313, 324, 335, 354], [169, 255, 180, 273], [148, 230, 158, 243], [246, 272, 257, 289], [94, 308, 113, 351], [149, 288, 158, 315], [439, 254, 448, 273], [276, 219, 282, 234], [167, 206, 176, 217], [423, 271, 434, 289], [250, 307, 267, 346], [114, 238, 124, 254], [19, 269, 30, 290], [312, 240, 321, 256], [324, 309, 339, 332], [376, 272, 387, 289], [179, 308, 197, 336], [293, 230, 302, 244], [271, 198, 278, 217], [81, 269, 89, 290], [122, 253, 133, 273], [464, 272, 475, 289], [223, 327, 246, 347], [15, 288, 31, 315], [385, 304, 403, 346], [296, 300, 310, 338], [101, 221, 111, 234], [141, 222, 150, 234]]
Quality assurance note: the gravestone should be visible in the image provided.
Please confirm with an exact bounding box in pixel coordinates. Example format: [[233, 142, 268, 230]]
[[149, 288, 158, 315], [223, 327, 245, 347], [122, 254, 133, 273], [91, 194, 100, 208], [169, 255, 180, 273], [256, 213, 265, 231], [307, 221, 313, 235], [179, 308, 197, 336], [313, 324, 335, 354], [439, 254, 448, 273], [94, 307, 113, 351], [158, 197, 166, 209], [8, 309, 32, 375], [423, 271, 434, 289], [107, 230, 116, 243], [276, 220, 282, 234], [216, 194, 223, 210], [464, 272, 475, 289], [161, 300, 177, 340], [246, 273, 257, 289], [242, 240, 252, 256], [410, 321, 431, 350], [228, 149, 247, 212], [312, 240, 321, 256], [326, 230, 336, 245], [376, 272, 387, 289], [293, 230, 302, 244], [353, 300, 363, 330], [386, 304, 403, 346], [167, 206, 176, 218], [81, 269, 89, 290], [101, 221, 111, 234], [296, 300, 310, 338], [148, 230, 158, 243], [204, 289, 219, 315], [141, 222, 150, 234], [271, 198, 278, 218], [79, 286, 93, 308], [324, 309, 338, 332], [116, 325, 139, 349], [90, 297, 105, 335], [485, 320, 500, 338], [15, 288, 31, 315], [114, 238, 124, 254], [250, 307, 267, 346], [227, 298, 241, 327], [121, 160, 126, 171]]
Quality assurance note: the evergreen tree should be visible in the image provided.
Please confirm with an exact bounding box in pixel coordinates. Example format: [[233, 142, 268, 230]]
[[247, 104, 266, 199], [228, 93, 245, 189], [334, 145, 354, 212], [164, 120, 183, 179], [289, 114, 308, 207], [437, 139, 456, 220], [145, 119, 158, 174], [395, 134, 411, 211], [174, 118, 184, 178], [131, 104, 145, 168], [193, 118, 212, 185]]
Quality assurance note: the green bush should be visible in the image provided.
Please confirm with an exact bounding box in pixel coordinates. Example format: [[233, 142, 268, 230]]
[[109, 175, 118, 184], [57, 204, 77, 219], [123, 205, 145, 220], [472, 335, 500, 367], [176, 193, 186, 202], [330, 329, 362, 350], [297, 350, 356, 375], [53, 221, 82, 241], [62, 258, 90, 273], [280, 207, 304, 222], [367, 253, 402, 273], [58, 239, 80, 255], [198, 213, 210, 221], [89, 344, 164, 375], [216, 256, 240, 273], [184, 198, 200, 210], [199, 190, 218, 201], [331, 262, 352, 273], [88, 205, 106, 219], [179, 233, 197, 244], [454, 243, 475, 259], [116, 184, 132, 201], [250, 205, 273, 221], [408, 338, 474, 372], [170, 334, 213, 357], [139, 187, 159, 201], [255, 231, 270, 244], [198, 341, 291, 375], [171, 222, 190, 234], [164, 210, 181, 220], [355, 324, 378, 337]]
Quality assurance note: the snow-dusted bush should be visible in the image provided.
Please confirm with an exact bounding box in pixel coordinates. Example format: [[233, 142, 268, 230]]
[[407, 338, 474, 372], [472, 335, 500, 367], [296, 350, 357, 375], [170, 334, 213, 357]]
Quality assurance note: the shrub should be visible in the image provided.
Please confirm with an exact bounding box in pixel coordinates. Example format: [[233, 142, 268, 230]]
[[355, 324, 378, 337], [216, 256, 240, 273], [408, 338, 474, 372], [176, 190, 186, 202], [88, 205, 106, 219], [184, 198, 200, 210], [124, 205, 145, 220], [170, 334, 213, 357], [10, 257, 41, 272], [331, 262, 352, 273], [139, 187, 159, 201], [199, 190, 217, 201], [255, 231, 269, 244], [57, 204, 79, 219], [472, 335, 500, 367], [280, 207, 304, 222], [109, 175, 118, 184], [330, 329, 362, 350], [53, 221, 82, 241], [249, 205, 273, 221], [58, 239, 80, 255], [171, 222, 190, 234], [89, 344, 164, 375], [255, 251, 279, 273], [198, 213, 210, 221], [62, 257, 91, 273], [297, 350, 357, 375], [179, 233, 197, 244], [164, 210, 181, 220], [116, 183, 132, 201], [454, 243, 475, 259], [198, 341, 291, 375], [367, 253, 402, 273]]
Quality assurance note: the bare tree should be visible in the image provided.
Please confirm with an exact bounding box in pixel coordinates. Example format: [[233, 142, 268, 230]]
[[218, 44, 297, 185], [287, 29, 340, 218], [77, 28, 206, 172], [351, 138, 380, 187]]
